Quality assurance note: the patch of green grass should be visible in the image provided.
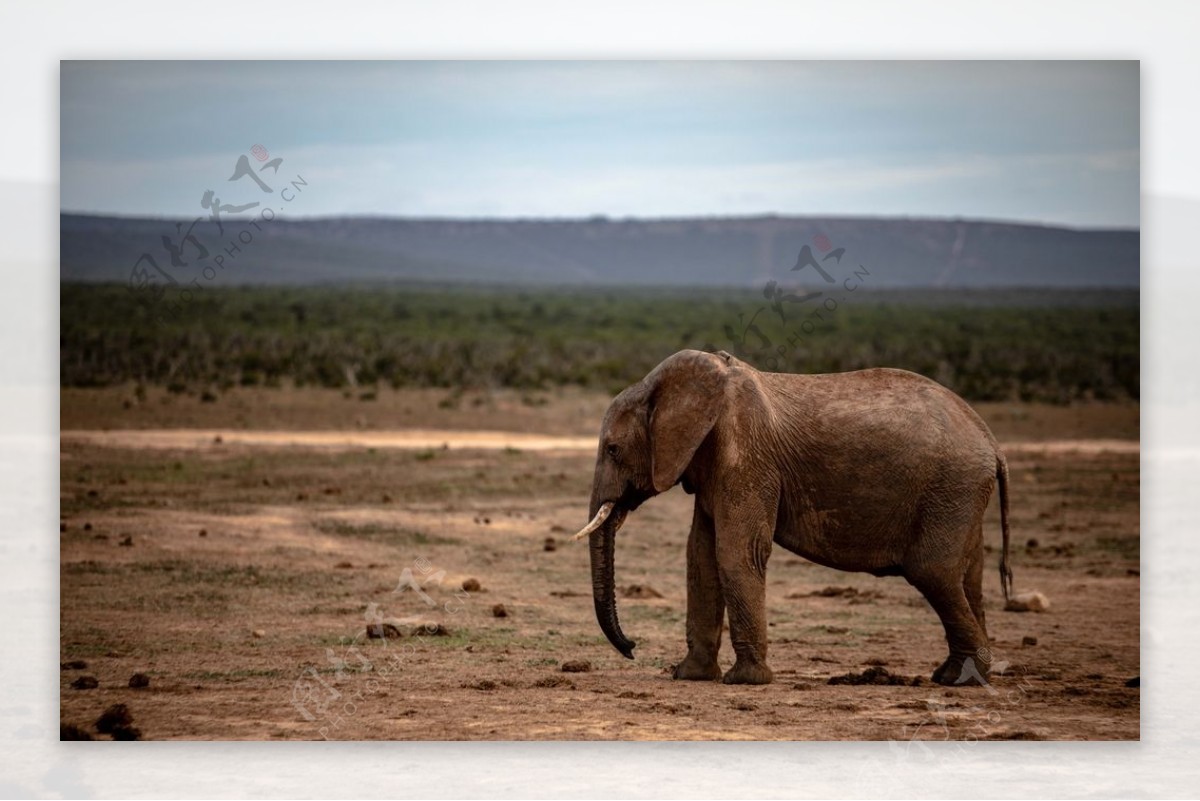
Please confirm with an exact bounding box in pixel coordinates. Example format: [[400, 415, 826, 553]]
[[312, 520, 459, 547], [312, 632, 366, 647], [567, 633, 612, 648], [132, 559, 265, 583], [59, 443, 591, 514], [184, 668, 286, 682], [411, 626, 574, 653], [61, 642, 115, 659], [60, 625, 123, 659], [71, 558, 343, 593], [60, 494, 142, 515], [112, 588, 233, 616], [624, 605, 684, 625], [63, 560, 113, 576], [300, 605, 364, 616], [1093, 535, 1140, 560]]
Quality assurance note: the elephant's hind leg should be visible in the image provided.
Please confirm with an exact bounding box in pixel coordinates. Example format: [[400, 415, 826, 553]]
[[673, 505, 724, 681], [963, 521, 988, 637], [909, 566, 991, 687]]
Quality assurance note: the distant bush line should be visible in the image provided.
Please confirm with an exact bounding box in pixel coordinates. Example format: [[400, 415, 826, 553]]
[[61, 284, 1138, 404]]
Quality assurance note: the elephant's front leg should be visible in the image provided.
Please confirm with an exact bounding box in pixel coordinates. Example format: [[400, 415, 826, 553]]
[[673, 506, 724, 681], [715, 501, 775, 686]]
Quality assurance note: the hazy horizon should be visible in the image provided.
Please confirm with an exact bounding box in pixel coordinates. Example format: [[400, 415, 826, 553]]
[[58, 208, 1139, 232]]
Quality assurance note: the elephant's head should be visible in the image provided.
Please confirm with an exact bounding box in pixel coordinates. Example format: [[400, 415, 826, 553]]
[[574, 349, 730, 658]]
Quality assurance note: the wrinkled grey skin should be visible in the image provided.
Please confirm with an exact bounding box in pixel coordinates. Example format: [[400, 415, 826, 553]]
[[583, 349, 1012, 686]]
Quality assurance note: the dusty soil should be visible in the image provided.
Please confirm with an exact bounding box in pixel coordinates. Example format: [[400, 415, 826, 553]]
[[60, 391, 1139, 741], [61, 384, 1141, 440]]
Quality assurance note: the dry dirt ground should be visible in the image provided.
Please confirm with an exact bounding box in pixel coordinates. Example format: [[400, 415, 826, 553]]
[[59, 387, 1139, 741]]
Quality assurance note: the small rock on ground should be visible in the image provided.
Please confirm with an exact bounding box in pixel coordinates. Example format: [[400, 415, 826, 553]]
[[1005, 591, 1050, 613], [561, 660, 592, 673]]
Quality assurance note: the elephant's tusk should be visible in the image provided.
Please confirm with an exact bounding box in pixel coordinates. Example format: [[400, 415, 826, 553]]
[[572, 502, 614, 541]]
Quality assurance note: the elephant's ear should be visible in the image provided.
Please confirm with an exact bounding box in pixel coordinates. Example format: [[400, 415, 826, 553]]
[[648, 351, 728, 493]]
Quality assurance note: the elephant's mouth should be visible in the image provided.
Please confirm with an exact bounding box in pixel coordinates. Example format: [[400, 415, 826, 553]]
[[616, 484, 653, 513], [572, 501, 627, 541], [572, 486, 650, 542]]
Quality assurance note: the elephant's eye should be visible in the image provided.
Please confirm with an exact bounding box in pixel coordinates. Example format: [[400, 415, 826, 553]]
[[605, 443, 619, 459]]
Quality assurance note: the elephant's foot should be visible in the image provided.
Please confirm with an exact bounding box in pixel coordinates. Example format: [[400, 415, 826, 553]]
[[672, 653, 722, 681], [931, 652, 990, 687], [722, 659, 774, 685]]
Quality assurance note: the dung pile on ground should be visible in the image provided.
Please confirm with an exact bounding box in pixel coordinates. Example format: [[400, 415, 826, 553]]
[[95, 703, 142, 740], [827, 666, 922, 686], [621, 585, 663, 599], [787, 586, 884, 602], [60, 723, 93, 740], [366, 622, 404, 639], [367, 620, 450, 638], [810, 586, 859, 597]]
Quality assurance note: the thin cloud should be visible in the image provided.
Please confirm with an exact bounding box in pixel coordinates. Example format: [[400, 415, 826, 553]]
[[59, 61, 1139, 227]]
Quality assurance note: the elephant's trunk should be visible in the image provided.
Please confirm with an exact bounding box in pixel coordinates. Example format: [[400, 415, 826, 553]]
[[587, 505, 635, 659]]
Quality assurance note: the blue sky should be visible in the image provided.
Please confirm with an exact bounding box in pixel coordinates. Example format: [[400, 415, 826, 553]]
[[60, 60, 1139, 227]]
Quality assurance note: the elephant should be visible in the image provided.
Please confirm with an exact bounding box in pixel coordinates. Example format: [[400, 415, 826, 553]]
[[573, 349, 1013, 686]]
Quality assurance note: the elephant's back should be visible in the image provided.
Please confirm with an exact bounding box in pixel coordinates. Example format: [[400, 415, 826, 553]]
[[762, 366, 998, 471]]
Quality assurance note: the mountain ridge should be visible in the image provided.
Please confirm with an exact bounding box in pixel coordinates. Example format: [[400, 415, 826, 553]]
[[60, 212, 1139, 288]]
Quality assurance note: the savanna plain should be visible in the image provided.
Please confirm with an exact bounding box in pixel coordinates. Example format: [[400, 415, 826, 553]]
[[59, 286, 1139, 741]]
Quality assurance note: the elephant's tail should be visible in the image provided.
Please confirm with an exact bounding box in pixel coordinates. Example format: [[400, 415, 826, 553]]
[[996, 453, 1014, 602]]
